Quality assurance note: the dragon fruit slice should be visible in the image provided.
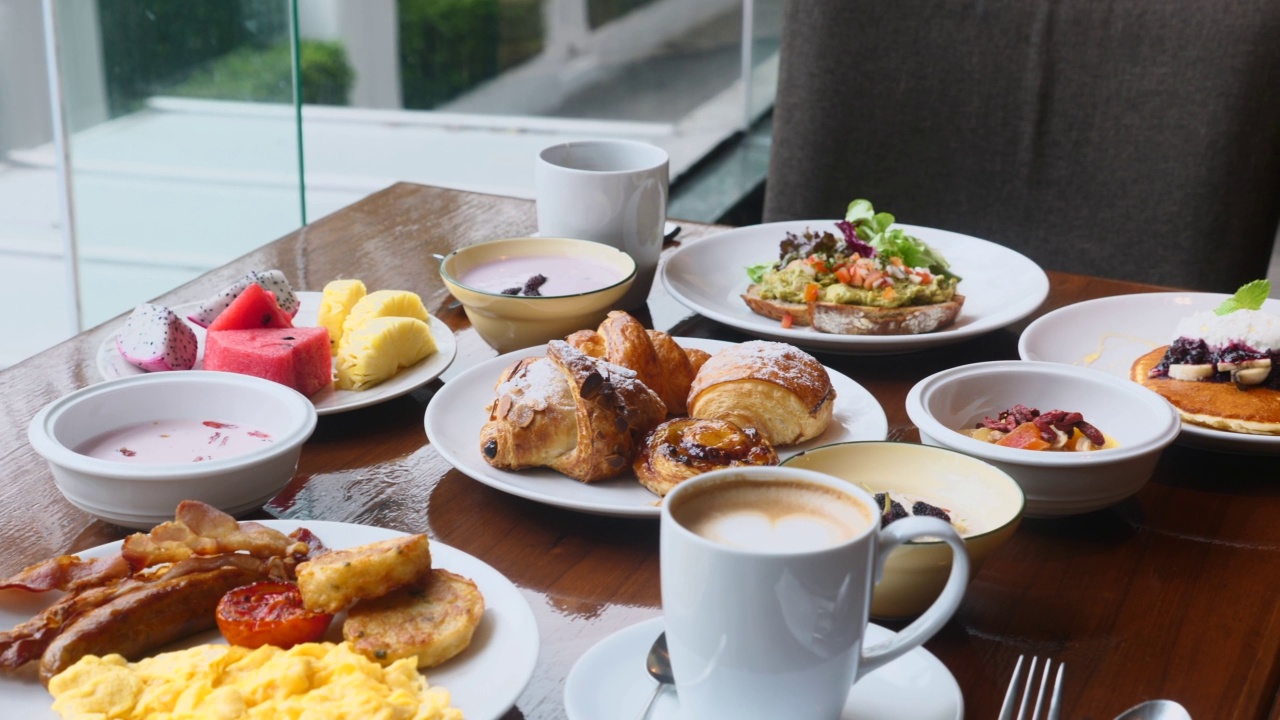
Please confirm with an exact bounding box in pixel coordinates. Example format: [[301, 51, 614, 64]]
[[186, 269, 300, 328], [116, 303, 199, 372]]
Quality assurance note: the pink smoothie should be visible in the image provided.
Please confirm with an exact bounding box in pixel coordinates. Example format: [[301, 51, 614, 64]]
[[76, 419, 274, 464], [459, 254, 624, 296]]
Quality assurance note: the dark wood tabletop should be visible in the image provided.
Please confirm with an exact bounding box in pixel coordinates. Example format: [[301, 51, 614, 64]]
[[2, 182, 1278, 720]]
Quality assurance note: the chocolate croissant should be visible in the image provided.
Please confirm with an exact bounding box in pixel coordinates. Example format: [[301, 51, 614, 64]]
[[565, 311, 702, 415], [634, 418, 779, 497], [479, 340, 666, 483], [687, 341, 836, 446]]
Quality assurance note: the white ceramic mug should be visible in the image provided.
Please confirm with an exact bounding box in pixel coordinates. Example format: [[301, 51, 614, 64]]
[[535, 139, 668, 309], [660, 466, 970, 720]]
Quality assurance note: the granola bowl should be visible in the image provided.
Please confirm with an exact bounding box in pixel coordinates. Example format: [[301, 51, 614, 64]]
[[905, 361, 1181, 518]]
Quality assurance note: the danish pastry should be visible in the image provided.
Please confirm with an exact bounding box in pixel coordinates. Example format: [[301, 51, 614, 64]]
[[479, 340, 667, 482], [634, 418, 779, 497], [565, 311, 701, 415], [687, 340, 835, 446]]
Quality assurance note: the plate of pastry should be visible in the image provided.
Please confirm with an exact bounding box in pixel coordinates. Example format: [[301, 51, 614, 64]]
[[424, 313, 889, 518], [661, 218, 1048, 354], [0, 516, 539, 720], [96, 290, 457, 416], [1018, 288, 1280, 454]]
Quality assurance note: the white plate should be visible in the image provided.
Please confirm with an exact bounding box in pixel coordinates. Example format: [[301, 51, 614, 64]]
[[0, 519, 538, 720], [661, 220, 1049, 355], [97, 291, 458, 416], [424, 338, 889, 518], [563, 616, 963, 720], [1018, 291, 1280, 454]]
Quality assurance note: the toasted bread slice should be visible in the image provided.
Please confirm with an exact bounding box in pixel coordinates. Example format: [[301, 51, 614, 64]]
[[809, 294, 964, 335], [742, 284, 812, 326], [296, 534, 432, 614], [344, 568, 485, 668], [1131, 346, 1280, 435]]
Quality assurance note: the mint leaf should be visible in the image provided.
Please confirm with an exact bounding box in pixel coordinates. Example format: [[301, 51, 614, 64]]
[[1215, 279, 1271, 315]]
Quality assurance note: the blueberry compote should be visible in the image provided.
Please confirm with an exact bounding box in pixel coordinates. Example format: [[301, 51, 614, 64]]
[[1151, 337, 1280, 389]]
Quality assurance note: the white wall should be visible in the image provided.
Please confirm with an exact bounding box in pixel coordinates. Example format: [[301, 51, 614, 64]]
[[297, 0, 402, 109]]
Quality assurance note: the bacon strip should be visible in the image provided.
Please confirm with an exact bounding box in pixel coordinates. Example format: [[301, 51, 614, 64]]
[[0, 554, 130, 593], [122, 500, 308, 570]]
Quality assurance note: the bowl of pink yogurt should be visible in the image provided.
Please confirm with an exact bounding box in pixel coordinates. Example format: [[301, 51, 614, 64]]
[[440, 236, 636, 352], [28, 371, 317, 529]]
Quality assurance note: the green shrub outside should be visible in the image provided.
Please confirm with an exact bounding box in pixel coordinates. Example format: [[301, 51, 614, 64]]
[[398, 0, 543, 110], [169, 40, 355, 106]]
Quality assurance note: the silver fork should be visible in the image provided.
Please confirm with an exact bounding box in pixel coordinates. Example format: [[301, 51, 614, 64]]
[[998, 655, 1065, 720]]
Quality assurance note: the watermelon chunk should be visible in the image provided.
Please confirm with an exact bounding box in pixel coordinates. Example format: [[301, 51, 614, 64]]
[[204, 326, 333, 396], [207, 283, 294, 331]]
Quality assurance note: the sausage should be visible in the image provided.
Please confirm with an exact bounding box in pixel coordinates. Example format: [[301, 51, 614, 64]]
[[37, 565, 261, 685]]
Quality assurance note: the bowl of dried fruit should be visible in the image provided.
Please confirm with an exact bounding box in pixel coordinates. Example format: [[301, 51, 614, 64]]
[[905, 360, 1181, 518], [783, 441, 1024, 619]]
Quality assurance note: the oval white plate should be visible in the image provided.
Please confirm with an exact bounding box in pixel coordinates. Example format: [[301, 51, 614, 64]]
[[424, 338, 889, 518], [1018, 292, 1280, 454], [97, 291, 457, 416], [661, 220, 1049, 355], [0, 519, 538, 720], [564, 616, 963, 720]]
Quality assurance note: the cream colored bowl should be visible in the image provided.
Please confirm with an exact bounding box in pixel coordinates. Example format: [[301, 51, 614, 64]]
[[440, 237, 637, 353], [782, 441, 1024, 619]]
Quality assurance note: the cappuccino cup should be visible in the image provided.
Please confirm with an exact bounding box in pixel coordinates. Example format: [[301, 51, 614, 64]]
[[535, 140, 668, 309], [660, 466, 970, 720]]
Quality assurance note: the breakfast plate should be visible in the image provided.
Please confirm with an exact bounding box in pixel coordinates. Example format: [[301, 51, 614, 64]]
[[661, 220, 1049, 354], [1018, 292, 1280, 454], [424, 337, 889, 518], [0, 519, 539, 720], [96, 291, 458, 416], [563, 616, 963, 720]]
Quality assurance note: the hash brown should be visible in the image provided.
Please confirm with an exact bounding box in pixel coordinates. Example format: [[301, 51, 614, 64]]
[[344, 568, 485, 669], [1131, 346, 1280, 435], [295, 533, 432, 614]]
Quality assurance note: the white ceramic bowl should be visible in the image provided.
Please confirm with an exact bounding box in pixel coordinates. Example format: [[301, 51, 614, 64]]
[[28, 371, 317, 529], [782, 441, 1024, 619], [905, 361, 1180, 518], [440, 236, 636, 353]]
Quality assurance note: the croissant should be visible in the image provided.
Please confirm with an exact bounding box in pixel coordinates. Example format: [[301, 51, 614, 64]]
[[480, 340, 666, 483], [634, 418, 779, 497], [564, 311, 700, 415], [687, 340, 836, 446]]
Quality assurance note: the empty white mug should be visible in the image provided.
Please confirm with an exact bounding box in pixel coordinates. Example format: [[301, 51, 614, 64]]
[[660, 466, 970, 720], [535, 140, 668, 309]]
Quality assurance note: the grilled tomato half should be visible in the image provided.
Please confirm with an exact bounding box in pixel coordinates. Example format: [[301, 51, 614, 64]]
[[217, 581, 334, 649]]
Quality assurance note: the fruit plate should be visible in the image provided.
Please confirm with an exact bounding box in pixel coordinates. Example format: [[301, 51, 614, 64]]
[[661, 220, 1049, 355], [1018, 291, 1280, 454], [423, 337, 890, 518], [96, 291, 457, 416], [0, 519, 539, 720]]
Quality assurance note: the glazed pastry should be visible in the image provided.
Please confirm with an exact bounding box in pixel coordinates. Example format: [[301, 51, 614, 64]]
[[564, 311, 700, 415], [634, 418, 779, 497], [687, 340, 835, 446], [479, 340, 666, 483]]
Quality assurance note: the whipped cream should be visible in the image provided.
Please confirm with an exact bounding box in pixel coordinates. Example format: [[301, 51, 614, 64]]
[[1174, 309, 1280, 352]]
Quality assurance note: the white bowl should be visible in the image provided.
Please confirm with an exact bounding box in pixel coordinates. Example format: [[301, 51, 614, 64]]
[[905, 361, 1180, 517], [28, 371, 317, 529]]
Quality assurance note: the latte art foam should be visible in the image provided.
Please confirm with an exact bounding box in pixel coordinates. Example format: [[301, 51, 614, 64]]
[[673, 478, 872, 553]]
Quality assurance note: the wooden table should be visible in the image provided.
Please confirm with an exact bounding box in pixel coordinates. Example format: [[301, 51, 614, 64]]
[[3, 183, 1278, 720]]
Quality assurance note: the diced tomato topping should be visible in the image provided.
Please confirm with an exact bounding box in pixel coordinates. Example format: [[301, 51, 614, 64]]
[[781, 313, 794, 329], [804, 283, 821, 302], [806, 255, 828, 273], [916, 269, 933, 284], [216, 581, 334, 649], [864, 270, 884, 289], [995, 422, 1051, 451], [835, 267, 852, 285]]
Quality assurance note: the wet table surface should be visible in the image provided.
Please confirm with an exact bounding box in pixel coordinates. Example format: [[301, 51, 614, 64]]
[[2, 183, 1278, 720]]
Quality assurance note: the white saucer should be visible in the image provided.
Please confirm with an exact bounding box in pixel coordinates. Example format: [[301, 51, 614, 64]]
[[564, 617, 963, 720]]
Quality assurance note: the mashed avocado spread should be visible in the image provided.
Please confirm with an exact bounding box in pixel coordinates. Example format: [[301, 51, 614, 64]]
[[757, 266, 956, 307]]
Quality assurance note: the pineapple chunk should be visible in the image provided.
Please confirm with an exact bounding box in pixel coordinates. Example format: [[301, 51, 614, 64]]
[[335, 316, 437, 390], [341, 290, 429, 342], [318, 279, 368, 354]]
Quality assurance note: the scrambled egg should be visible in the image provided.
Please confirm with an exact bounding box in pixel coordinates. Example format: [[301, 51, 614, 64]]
[[48, 641, 462, 720]]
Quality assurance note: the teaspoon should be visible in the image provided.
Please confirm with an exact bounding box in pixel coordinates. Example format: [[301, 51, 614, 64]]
[[1114, 699, 1192, 720], [635, 632, 673, 720]]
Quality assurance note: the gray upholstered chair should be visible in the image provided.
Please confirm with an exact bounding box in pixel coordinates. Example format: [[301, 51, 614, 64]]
[[763, 0, 1280, 292]]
